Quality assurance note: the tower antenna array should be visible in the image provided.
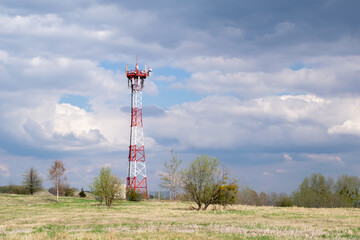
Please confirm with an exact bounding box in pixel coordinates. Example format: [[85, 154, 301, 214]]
[[125, 59, 152, 198]]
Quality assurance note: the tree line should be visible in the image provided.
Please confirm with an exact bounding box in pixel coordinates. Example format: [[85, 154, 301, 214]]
[[159, 152, 360, 209], [1, 153, 360, 210], [0, 160, 86, 200], [0, 159, 123, 208], [233, 173, 360, 208]]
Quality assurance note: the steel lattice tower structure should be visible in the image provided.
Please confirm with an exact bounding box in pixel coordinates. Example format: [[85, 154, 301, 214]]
[[125, 59, 151, 198]]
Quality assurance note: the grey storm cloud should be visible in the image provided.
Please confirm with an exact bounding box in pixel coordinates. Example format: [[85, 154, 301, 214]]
[[1, 0, 358, 60]]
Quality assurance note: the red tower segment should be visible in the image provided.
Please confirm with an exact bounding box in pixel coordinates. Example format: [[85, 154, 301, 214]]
[[126, 61, 151, 198]]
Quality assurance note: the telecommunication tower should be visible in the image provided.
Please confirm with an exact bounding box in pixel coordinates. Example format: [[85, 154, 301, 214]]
[[125, 59, 151, 198]]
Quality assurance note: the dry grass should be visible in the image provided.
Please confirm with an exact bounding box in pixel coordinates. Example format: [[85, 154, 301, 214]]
[[1, 193, 360, 239]]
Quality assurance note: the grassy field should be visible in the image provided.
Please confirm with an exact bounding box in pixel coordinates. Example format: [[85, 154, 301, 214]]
[[1, 193, 360, 239]]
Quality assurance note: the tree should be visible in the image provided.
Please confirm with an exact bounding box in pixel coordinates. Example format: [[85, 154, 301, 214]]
[[182, 155, 235, 210], [22, 167, 43, 195], [48, 159, 66, 202], [258, 192, 268, 206], [335, 174, 360, 207], [158, 150, 182, 200], [266, 192, 293, 207], [292, 173, 335, 208], [274, 193, 293, 207], [89, 167, 123, 208], [237, 186, 260, 206]]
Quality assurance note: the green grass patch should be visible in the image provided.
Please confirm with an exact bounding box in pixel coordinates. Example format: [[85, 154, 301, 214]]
[[90, 224, 107, 233], [340, 233, 360, 239]]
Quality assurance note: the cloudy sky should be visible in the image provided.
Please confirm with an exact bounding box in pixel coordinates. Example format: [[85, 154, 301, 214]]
[[0, 0, 359, 193]]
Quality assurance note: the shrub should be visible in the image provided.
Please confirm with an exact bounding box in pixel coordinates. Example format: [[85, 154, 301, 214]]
[[89, 167, 123, 208], [275, 193, 293, 207], [48, 186, 65, 196], [64, 186, 76, 197], [79, 188, 86, 198], [214, 183, 239, 207], [1, 184, 28, 194], [127, 189, 143, 202]]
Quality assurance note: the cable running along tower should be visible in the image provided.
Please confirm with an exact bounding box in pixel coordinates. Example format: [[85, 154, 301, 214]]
[[126, 59, 151, 198]]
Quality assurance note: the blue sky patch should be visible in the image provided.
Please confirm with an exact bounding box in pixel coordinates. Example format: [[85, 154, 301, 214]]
[[290, 62, 305, 71], [99, 60, 125, 73], [144, 86, 201, 107], [59, 94, 93, 112], [153, 67, 191, 79], [143, 67, 193, 106]]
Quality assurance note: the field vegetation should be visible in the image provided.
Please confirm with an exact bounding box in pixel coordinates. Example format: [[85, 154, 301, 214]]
[[2, 155, 360, 239], [1, 193, 360, 239]]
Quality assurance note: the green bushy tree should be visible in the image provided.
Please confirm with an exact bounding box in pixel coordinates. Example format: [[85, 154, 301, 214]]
[[182, 155, 236, 210], [335, 174, 360, 207], [293, 173, 335, 208], [90, 167, 123, 208]]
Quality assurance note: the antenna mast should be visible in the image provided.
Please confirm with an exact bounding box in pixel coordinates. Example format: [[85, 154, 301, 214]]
[[125, 58, 152, 198]]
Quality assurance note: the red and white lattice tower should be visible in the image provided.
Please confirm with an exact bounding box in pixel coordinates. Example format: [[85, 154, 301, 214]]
[[125, 59, 151, 198]]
